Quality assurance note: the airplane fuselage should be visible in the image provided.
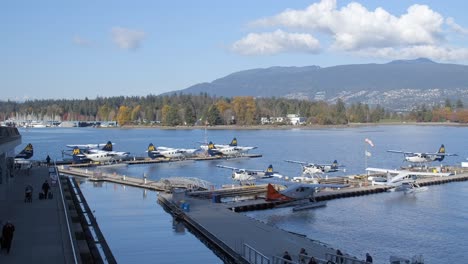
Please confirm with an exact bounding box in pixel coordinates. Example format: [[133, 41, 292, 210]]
[[405, 154, 441, 163]]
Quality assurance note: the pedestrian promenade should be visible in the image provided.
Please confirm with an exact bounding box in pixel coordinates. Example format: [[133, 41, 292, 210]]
[[0, 166, 77, 263]]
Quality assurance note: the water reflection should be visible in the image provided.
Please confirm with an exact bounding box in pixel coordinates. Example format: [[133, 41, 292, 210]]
[[172, 219, 186, 234]]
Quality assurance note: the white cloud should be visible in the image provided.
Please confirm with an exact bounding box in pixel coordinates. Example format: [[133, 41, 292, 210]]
[[111, 27, 146, 50], [446, 17, 468, 35], [250, 0, 444, 51], [231, 29, 320, 55], [234, 0, 468, 61], [73, 36, 92, 47]]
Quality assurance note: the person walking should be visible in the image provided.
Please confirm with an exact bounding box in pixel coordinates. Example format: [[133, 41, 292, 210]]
[[42, 180, 50, 199], [299, 248, 308, 264], [46, 155, 51, 166], [282, 251, 292, 264], [2, 221, 15, 254], [336, 249, 344, 264]]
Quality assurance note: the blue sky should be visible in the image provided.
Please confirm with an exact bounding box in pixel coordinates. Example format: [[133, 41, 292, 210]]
[[2, 0, 468, 100]]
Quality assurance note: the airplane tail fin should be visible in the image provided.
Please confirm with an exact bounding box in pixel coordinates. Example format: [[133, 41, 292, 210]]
[[435, 144, 445, 161], [102, 141, 113, 151], [72, 147, 84, 162], [266, 184, 292, 201], [264, 164, 274, 176], [15, 143, 34, 159], [331, 160, 338, 170], [148, 143, 158, 159], [207, 142, 220, 156], [229, 138, 238, 146]]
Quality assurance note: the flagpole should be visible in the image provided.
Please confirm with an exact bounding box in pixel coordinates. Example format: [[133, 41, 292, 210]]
[[365, 142, 368, 172]]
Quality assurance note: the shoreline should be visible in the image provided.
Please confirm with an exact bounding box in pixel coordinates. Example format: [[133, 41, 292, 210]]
[[117, 122, 468, 130]]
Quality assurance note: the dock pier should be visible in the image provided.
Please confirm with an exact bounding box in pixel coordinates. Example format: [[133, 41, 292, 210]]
[[57, 165, 468, 263]]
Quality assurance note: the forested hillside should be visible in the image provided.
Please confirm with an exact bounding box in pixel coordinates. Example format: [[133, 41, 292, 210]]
[[1, 94, 467, 126]]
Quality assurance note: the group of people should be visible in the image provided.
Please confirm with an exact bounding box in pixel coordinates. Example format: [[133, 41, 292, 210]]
[[282, 248, 373, 264], [282, 248, 318, 264], [24, 180, 50, 202]]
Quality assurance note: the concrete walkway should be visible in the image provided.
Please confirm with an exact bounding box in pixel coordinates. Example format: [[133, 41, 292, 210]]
[[0, 166, 76, 263]]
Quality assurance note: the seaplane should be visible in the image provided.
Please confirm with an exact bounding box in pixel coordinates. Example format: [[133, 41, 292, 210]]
[[387, 144, 457, 164], [201, 138, 257, 156], [66, 142, 113, 150], [85, 141, 129, 160], [147, 143, 197, 160], [366, 167, 451, 194], [285, 160, 345, 175], [71, 147, 115, 164], [285, 160, 346, 183], [14, 143, 34, 166], [216, 164, 284, 182], [262, 179, 349, 211], [66, 141, 130, 160]]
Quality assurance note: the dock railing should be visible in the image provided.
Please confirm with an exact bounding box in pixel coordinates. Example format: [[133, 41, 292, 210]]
[[243, 243, 270, 264], [325, 252, 368, 264], [54, 161, 80, 264]]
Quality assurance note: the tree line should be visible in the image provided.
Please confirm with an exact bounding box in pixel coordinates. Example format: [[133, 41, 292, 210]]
[[0, 94, 466, 126]]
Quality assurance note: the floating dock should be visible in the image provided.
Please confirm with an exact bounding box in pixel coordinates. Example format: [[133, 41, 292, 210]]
[[57, 165, 468, 264]]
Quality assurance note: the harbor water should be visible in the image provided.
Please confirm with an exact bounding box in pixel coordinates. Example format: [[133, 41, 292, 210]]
[[19, 125, 468, 263]]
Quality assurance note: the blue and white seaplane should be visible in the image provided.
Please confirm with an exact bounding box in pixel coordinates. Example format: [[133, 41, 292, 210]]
[[216, 164, 284, 182], [366, 167, 451, 194], [147, 143, 197, 160], [66, 141, 130, 160], [387, 144, 457, 164], [14, 143, 34, 166], [201, 138, 257, 157], [71, 147, 115, 164]]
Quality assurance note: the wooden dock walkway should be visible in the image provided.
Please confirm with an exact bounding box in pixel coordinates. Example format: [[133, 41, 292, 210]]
[[57, 166, 212, 192], [158, 193, 366, 264]]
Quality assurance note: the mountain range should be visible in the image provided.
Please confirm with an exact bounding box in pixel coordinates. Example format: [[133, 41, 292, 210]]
[[170, 58, 468, 110]]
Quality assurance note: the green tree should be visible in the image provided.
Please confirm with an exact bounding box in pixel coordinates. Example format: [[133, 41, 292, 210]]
[[206, 105, 223, 125]]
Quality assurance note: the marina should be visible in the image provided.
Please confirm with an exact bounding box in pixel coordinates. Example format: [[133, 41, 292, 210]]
[[56, 163, 468, 263], [6, 126, 468, 263]]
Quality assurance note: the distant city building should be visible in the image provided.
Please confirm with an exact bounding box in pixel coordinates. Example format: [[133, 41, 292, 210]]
[[287, 114, 306, 125], [260, 115, 305, 125], [314, 91, 326, 101]]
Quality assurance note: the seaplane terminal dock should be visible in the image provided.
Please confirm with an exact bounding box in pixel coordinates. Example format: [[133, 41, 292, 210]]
[[56, 164, 468, 264]]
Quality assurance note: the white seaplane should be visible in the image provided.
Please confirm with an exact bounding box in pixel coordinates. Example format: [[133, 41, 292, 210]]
[[366, 167, 451, 194], [66, 141, 130, 160], [387, 144, 457, 164], [201, 138, 257, 157], [216, 164, 284, 182], [285, 159, 345, 175], [147, 143, 197, 160]]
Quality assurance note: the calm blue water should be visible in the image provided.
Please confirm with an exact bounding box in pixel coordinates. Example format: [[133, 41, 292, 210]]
[[18, 126, 468, 263]]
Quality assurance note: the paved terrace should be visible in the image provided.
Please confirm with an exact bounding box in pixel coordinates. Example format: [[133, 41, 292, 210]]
[[0, 166, 78, 263]]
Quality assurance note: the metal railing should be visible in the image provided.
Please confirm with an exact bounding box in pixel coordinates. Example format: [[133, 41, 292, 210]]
[[243, 243, 270, 264], [325, 252, 368, 264], [54, 161, 79, 264]]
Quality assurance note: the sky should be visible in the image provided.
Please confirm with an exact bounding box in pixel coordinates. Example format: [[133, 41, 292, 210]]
[[2, 0, 468, 101]]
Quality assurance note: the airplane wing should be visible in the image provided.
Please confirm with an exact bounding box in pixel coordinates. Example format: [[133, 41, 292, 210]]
[[366, 167, 402, 174], [256, 177, 348, 189], [284, 160, 308, 165], [157, 146, 175, 151], [387, 150, 415, 155], [216, 165, 239, 170], [66, 143, 113, 149]]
